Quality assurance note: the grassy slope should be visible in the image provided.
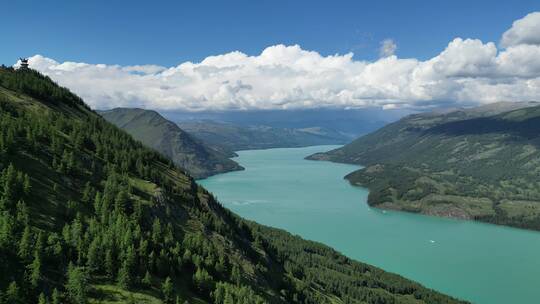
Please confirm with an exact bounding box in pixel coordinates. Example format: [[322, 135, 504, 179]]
[[0, 67, 465, 304], [308, 102, 540, 230], [176, 120, 350, 152], [99, 108, 243, 179]]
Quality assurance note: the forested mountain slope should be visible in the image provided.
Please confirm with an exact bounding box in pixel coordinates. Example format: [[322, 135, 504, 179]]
[[99, 108, 242, 179], [0, 67, 465, 303], [176, 120, 350, 152], [308, 102, 540, 230]]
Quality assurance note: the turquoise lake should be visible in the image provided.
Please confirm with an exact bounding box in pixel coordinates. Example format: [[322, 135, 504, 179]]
[[198, 145, 540, 304]]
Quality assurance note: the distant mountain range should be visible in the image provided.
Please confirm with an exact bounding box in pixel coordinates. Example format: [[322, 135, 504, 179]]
[[177, 120, 351, 152], [308, 101, 540, 230], [162, 107, 408, 138], [99, 108, 243, 179]]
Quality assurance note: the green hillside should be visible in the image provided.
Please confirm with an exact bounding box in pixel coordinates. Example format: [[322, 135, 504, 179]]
[[99, 108, 243, 179], [308, 102, 540, 230], [0, 67, 465, 304], [176, 120, 350, 153]]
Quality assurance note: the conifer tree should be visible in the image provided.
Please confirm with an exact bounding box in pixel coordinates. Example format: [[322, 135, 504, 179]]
[[66, 263, 88, 304], [18, 225, 32, 260], [51, 288, 61, 304], [81, 182, 93, 204], [93, 191, 102, 214], [114, 190, 128, 213], [231, 264, 241, 286], [151, 218, 161, 244], [22, 174, 30, 196], [15, 200, 29, 226], [117, 260, 132, 289], [193, 268, 213, 292], [105, 249, 115, 278], [86, 237, 100, 272], [28, 250, 42, 288], [0, 164, 16, 209], [38, 292, 47, 304], [162, 276, 174, 304], [0, 213, 15, 249], [5, 281, 22, 304]]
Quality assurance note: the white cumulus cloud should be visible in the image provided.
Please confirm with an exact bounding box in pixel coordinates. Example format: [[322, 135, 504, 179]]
[[501, 12, 540, 48], [379, 39, 397, 57], [19, 11, 540, 111]]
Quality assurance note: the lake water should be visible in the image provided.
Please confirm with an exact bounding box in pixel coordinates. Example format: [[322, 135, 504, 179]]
[[198, 145, 540, 304]]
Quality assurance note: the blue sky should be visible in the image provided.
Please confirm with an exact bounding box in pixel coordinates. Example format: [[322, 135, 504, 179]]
[[2, 0, 539, 66], [3, 1, 540, 112]]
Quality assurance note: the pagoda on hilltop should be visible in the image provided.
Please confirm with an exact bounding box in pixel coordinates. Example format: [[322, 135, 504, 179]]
[[19, 58, 29, 69]]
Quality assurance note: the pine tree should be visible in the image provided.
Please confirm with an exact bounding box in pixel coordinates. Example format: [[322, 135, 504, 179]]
[[212, 284, 224, 303], [193, 268, 213, 292], [0, 212, 15, 248], [15, 200, 29, 226], [148, 250, 156, 272], [215, 255, 227, 274], [22, 174, 31, 196], [66, 263, 88, 304], [105, 249, 115, 278], [231, 264, 241, 285], [86, 237, 100, 272], [81, 182, 93, 204], [142, 271, 152, 287], [5, 281, 21, 304], [162, 276, 174, 304], [51, 288, 61, 304], [114, 190, 128, 213], [93, 191, 102, 214], [47, 233, 63, 260], [133, 200, 143, 222], [0, 164, 17, 210], [18, 225, 32, 260], [151, 218, 161, 245], [224, 293, 234, 304], [28, 250, 42, 288], [138, 239, 148, 265], [117, 260, 132, 289], [38, 292, 47, 304]]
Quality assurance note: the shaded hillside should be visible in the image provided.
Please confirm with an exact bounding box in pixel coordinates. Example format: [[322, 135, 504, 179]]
[[0, 67, 465, 303], [177, 120, 350, 152], [308, 102, 540, 230], [99, 108, 243, 179]]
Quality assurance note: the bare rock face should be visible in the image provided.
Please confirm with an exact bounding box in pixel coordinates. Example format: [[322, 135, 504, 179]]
[[422, 205, 472, 220]]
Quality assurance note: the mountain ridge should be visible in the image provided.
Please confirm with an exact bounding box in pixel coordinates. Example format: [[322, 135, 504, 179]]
[[308, 101, 540, 230], [99, 108, 243, 179], [176, 120, 350, 152]]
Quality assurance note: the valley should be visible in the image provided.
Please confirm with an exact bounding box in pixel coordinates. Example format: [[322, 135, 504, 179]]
[[200, 145, 540, 304], [5, 3, 540, 304], [0, 65, 463, 303]]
